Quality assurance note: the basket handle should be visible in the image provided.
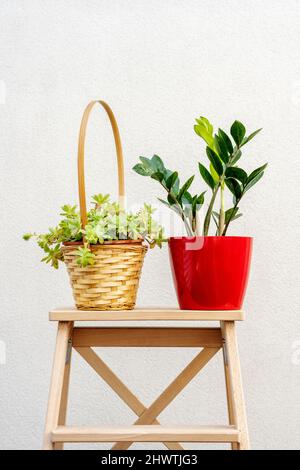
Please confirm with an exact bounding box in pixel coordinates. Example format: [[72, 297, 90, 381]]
[[77, 100, 125, 229]]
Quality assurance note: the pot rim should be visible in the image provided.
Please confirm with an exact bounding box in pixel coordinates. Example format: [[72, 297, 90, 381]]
[[168, 235, 253, 241]]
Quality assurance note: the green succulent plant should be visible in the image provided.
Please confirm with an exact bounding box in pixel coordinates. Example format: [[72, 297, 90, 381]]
[[24, 194, 165, 268], [133, 117, 267, 236]]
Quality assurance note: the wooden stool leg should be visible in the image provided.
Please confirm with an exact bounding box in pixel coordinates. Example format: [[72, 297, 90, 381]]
[[43, 321, 73, 450], [221, 324, 238, 450], [221, 321, 250, 450], [54, 328, 73, 450]]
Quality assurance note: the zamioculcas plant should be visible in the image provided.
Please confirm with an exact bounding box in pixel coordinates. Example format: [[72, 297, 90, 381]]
[[133, 116, 268, 311], [133, 118, 267, 237], [194, 117, 267, 236]]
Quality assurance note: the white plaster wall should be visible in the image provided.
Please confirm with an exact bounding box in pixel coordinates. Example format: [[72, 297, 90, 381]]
[[0, 0, 300, 449]]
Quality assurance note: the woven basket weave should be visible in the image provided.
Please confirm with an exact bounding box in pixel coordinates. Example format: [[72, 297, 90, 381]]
[[63, 100, 147, 310]]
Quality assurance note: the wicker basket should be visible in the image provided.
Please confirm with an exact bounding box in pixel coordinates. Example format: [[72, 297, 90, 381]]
[[63, 100, 147, 310]]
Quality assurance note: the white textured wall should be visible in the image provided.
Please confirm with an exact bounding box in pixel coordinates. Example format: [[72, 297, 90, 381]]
[[1, 0, 300, 450]]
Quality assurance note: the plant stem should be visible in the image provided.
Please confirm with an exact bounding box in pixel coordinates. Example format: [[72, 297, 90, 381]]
[[173, 200, 193, 236], [218, 180, 225, 236], [159, 181, 194, 237], [203, 184, 220, 236], [194, 212, 201, 236], [191, 215, 196, 234], [222, 199, 239, 236], [182, 211, 193, 236]]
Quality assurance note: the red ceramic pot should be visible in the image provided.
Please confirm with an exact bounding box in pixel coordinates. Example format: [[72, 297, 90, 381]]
[[168, 236, 253, 310]]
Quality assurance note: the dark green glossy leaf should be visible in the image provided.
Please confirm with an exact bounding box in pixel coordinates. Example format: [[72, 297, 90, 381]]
[[162, 168, 172, 182], [167, 192, 177, 205], [247, 163, 268, 182], [231, 149, 242, 165], [232, 212, 242, 221], [244, 171, 264, 192], [182, 191, 193, 205], [241, 128, 262, 147], [214, 134, 229, 164], [192, 195, 198, 215], [198, 163, 215, 190], [197, 191, 206, 205], [230, 121, 246, 147], [225, 177, 242, 200], [166, 171, 179, 190], [151, 171, 164, 182], [218, 128, 234, 154], [172, 176, 180, 195], [178, 175, 195, 201], [225, 167, 248, 185], [206, 147, 224, 176], [225, 207, 242, 224], [212, 209, 243, 229]]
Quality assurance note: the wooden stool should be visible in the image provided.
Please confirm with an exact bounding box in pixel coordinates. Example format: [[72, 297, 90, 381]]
[[43, 308, 249, 450]]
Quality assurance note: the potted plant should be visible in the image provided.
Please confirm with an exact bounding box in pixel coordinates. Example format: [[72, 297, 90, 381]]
[[133, 118, 267, 310], [24, 194, 164, 310]]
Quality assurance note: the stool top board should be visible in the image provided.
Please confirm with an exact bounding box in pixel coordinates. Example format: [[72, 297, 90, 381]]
[[49, 307, 244, 322]]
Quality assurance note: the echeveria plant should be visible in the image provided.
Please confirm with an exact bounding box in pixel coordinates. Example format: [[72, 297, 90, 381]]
[[23, 194, 164, 268], [133, 117, 267, 236]]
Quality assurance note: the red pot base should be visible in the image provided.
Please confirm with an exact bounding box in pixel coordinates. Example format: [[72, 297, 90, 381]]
[[168, 236, 253, 310]]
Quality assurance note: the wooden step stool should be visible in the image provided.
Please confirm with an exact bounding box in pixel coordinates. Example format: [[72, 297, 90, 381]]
[[43, 308, 249, 450]]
